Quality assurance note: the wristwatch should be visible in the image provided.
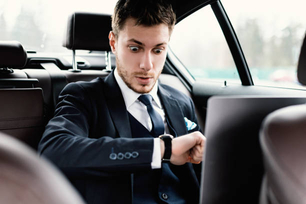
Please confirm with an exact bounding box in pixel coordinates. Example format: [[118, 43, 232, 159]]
[[159, 134, 174, 162]]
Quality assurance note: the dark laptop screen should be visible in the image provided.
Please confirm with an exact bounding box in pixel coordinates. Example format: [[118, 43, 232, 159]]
[[200, 96, 306, 204]]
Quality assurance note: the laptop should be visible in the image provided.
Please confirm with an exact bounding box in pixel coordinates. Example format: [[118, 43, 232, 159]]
[[200, 96, 306, 204]]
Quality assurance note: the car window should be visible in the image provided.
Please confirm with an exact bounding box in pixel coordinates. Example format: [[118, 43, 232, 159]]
[[169, 5, 239, 83], [0, 0, 116, 53], [222, 0, 306, 88]]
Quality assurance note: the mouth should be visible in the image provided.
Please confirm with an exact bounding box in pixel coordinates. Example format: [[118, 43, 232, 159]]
[[136, 76, 153, 85]]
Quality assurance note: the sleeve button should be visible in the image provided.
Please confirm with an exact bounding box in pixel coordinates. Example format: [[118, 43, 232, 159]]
[[131, 151, 139, 158], [161, 193, 168, 200], [109, 153, 117, 160], [125, 152, 132, 159], [117, 152, 124, 160]]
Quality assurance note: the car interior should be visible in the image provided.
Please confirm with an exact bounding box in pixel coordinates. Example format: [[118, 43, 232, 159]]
[[0, 131, 85, 204], [200, 95, 306, 204], [258, 35, 306, 204], [1, 0, 306, 203]]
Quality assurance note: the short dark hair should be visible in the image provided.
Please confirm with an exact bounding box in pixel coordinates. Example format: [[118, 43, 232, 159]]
[[112, 0, 176, 37]]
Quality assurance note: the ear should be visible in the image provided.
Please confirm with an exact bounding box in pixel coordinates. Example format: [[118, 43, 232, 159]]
[[109, 31, 116, 53]]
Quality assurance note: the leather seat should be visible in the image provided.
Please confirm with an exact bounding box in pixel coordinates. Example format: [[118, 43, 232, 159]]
[[259, 33, 306, 204], [0, 41, 44, 149], [0, 41, 27, 72], [62, 12, 113, 72], [260, 104, 306, 204], [0, 132, 84, 204], [0, 41, 31, 81]]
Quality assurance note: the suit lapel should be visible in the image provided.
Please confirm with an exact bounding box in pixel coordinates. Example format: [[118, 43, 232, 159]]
[[103, 71, 132, 138], [158, 85, 188, 136]]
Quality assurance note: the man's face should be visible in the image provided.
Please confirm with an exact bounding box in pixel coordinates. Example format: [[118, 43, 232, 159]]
[[109, 18, 170, 93]]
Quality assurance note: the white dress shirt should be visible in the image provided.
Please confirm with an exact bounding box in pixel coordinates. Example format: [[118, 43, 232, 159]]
[[114, 69, 166, 169]]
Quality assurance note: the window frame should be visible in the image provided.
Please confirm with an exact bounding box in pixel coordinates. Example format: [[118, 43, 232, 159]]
[[166, 0, 253, 87]]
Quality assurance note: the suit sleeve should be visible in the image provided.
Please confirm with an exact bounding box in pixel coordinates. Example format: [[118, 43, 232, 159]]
[[38, 82, 154, 178]]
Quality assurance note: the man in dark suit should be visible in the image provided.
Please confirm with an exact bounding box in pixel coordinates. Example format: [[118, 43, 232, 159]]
[[38, 0, 206, 203]]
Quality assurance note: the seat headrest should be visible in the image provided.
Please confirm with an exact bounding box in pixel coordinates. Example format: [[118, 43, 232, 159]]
[[0, 41, 27, 68], [297, 33, 306, 85], [63, 12, 112, 51], [260, 104, 306, 203]]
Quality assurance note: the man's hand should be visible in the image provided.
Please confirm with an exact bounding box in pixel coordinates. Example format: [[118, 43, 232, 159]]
[[160, 131, 206, 165]]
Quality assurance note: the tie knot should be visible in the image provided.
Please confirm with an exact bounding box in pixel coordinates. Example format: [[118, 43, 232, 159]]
[[138, 95, 153, 107]]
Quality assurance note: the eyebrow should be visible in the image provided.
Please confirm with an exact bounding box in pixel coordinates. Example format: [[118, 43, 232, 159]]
[[128, 38, 167, 47]]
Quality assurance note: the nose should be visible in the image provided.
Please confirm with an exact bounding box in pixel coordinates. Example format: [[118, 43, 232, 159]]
[[139, 51, 153, 71]]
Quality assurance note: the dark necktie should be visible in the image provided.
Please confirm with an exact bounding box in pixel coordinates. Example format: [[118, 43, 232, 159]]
[[138, 95, 165, 137]]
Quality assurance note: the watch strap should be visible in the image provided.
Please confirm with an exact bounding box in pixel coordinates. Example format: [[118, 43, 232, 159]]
[[159, 134, 173, 162]]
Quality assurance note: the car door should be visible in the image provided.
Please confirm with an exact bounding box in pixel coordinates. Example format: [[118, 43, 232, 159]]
[[166, 0, 306, 131]]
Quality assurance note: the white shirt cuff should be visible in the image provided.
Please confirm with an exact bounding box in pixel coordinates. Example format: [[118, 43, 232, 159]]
[[151, 138, 162, 169]]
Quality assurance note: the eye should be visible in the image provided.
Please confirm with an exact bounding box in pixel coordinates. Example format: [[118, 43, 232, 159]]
[[129, 46, 140, 52], [153, 48, 163, 54]]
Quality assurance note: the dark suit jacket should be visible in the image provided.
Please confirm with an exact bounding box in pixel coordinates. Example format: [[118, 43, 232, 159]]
[[38, 71, 201, 204]]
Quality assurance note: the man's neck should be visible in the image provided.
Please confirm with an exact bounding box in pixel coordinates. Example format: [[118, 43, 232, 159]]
[[113, 68, 161, 109]]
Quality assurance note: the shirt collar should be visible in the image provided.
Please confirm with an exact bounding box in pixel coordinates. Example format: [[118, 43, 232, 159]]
[[114, 68, 161, 109]]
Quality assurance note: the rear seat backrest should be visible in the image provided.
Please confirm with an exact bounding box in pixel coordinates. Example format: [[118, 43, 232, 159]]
[[0, 88, 44, 149], [0, 41, 44, 149]]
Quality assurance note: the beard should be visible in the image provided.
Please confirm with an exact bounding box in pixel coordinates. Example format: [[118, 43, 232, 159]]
[[116, 56, 162, 94]]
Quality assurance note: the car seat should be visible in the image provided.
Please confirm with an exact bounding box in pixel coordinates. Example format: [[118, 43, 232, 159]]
[[0, 41, 44, 149], [0, 131, 85, 204], [62, 12, 113, 72], [259, 33, 306, 204]]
